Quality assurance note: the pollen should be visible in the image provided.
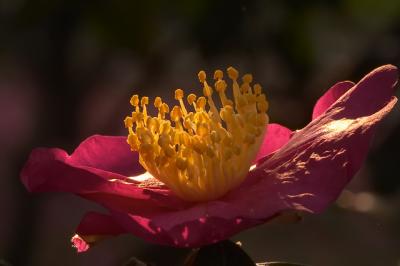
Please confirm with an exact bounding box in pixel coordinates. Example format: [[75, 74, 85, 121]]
[[124, 67, 269, 202]]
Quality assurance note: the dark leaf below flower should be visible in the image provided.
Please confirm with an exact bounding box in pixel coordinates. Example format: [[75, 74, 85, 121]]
[[184, 240, 255, 266]]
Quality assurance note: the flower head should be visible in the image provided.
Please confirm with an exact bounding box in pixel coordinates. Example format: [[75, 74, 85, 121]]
[[20, 65, 398, 252], [124, 67, 269, 201]]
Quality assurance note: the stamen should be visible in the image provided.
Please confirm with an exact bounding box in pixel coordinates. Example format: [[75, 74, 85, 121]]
[[125, 67, 269, 202], [227, 67, 241, 110], [160, 103, 169, 119], [241, 74, 252, 94], [141, 97, 149, 124], [175, 89, 188, 116], [187, 93, 197, 111], [198, 70, 221, 123], [130, 95, 140, 113], [154, 97, 162, 119]]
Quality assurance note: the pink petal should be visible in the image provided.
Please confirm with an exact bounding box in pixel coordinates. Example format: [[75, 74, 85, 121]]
[[329, 65, 397, 119], [71, 212, 125, 252], [68, 135, 144, 176], [250, 64, 398, 213], [254, 123, 292, 163], [21, 135, 144, 193], [20, 135, 188, 212], [312, 81, 355, 120], [109, 209, 260, 247], [251, 98, 397, 213], [75, 212, 125, 236]]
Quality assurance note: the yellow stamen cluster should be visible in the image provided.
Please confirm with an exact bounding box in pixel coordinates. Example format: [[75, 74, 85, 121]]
[[124, 67, 269, 202]]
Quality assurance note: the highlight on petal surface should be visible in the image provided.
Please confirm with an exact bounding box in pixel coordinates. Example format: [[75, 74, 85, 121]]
[[124, 67, 270, 202]]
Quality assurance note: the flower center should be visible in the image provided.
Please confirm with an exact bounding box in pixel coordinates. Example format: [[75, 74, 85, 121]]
[[124, 67, 269, 202]]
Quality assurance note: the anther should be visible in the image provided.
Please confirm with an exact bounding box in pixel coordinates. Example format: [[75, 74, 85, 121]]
[[215, 80, 233, 107], [124, 117, 133, 128], [160, 103, 170, 119], [227, 67, 241, 109], [196, 97, 206, 110], [175, 89, 188, 115], [253, 84, 262, 95], [187, 94, 197, 105], [154, 97, 162, 108], [141, 97, 149, 106], [170, 106, 183, 121], [130, 95, 140, 106], [175, 89, 184, 100], [227, 67, 239, 80], [214, 69, 223, 80], [215, 80, 227, 92], [242, 74, 253, 84], [141, 97, 149, 122], [198, 70, 206, 83]]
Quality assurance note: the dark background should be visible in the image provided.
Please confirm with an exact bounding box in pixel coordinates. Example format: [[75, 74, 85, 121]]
[[1, 1, 400, 265]]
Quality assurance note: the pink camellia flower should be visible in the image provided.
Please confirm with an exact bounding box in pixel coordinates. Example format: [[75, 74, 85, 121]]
[[21, 65, 398, 252]]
